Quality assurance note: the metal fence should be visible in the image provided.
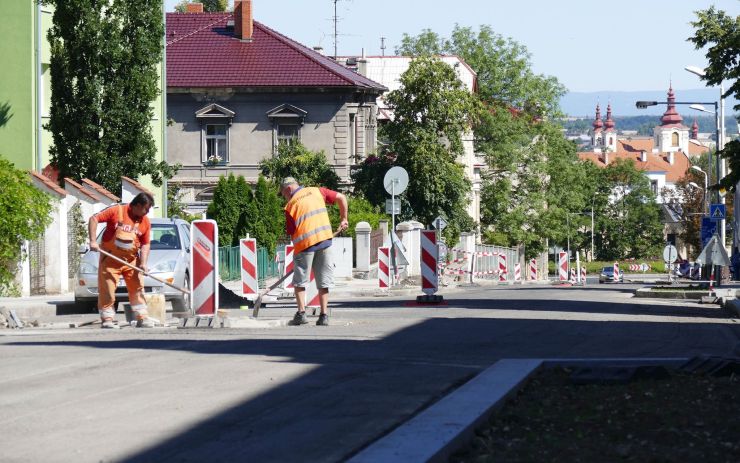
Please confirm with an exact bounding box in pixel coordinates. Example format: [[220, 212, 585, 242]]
[[218, 245, 281, 286]]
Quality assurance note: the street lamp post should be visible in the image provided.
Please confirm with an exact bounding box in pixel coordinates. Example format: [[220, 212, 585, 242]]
[[690, 165, 709, 213]]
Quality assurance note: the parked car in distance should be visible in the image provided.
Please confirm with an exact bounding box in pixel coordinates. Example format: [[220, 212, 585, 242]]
[[75, 217, 192, 313], [598, 266, 623, 283]]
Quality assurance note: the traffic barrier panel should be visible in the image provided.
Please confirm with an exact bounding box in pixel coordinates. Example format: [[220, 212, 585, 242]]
[[581, 266, 587, 285], [191, 220, 219, 316], [305, 270, 320, 308], [613, 262, 620, 280], [240, 238, 258, 298], [283, 244, 294, 289], [378, 247, 390, 288], [570, 267, 577, 283], [529, 259, 537, 280], [499, 254, 507, 282], [514, 263, 521, 282], [558, 252, 568, 281], [420, 230, 438, 295]]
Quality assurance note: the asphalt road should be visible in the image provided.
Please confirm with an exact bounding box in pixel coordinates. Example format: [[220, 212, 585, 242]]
[[2, 284, 739, 463]]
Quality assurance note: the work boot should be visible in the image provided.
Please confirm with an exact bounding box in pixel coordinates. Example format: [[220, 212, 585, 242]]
[[316, 314, 329, 326], [101, 320, 120, 329], [291, 311, 308, 325], [136, 318, 156, 328]]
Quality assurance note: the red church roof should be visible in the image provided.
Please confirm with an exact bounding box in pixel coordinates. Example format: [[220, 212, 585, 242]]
[[166, 12, 386, 91]]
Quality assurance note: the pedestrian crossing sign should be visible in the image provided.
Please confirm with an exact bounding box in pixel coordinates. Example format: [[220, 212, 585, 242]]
[[710, 203, 726, 221]]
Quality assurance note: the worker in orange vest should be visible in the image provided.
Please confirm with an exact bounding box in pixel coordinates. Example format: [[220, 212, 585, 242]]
[[88, 192, 155, 329], [280, 177, 348, 326]]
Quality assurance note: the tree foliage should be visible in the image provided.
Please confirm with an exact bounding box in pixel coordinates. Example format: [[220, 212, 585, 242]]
[[375, 56, 476, 240], [43, 0, 175, 193], [259, 142, 341, 190], [0, 156, 53, 296], [174, 0, 227, 12], [689, 7, 740, 191], [206, 174, 285, 252], [591, 159, 664, 260]]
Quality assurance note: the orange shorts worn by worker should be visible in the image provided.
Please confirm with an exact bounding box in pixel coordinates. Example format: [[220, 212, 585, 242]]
[[88, 192, 154, 329]]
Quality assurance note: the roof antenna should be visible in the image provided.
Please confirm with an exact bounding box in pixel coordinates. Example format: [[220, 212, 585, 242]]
[[333, 0, 339, 59], [380, 36, 386, 56]]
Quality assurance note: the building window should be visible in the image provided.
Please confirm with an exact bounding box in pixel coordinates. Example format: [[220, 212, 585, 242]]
[[205, 124, 228, 164], [650, 179, 658, 194], [349, 113, 356, 160], [277, 124, 300, 146], [672, 132, 679, 147]]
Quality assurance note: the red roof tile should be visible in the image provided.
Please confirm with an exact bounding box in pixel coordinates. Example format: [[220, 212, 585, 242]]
[[81, 178, 121, 202], [64, 177, 100, 202], [166, 13, 386, 91], [29, 171, 66, 197], [579, 139, 693, 182]]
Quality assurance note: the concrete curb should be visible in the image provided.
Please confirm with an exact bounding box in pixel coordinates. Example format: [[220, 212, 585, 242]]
[[349, 357, 689, 463], [633, 287, 706, 300]]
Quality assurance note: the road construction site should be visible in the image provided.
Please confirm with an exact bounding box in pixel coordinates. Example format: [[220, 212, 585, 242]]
[[2, 281, 740, 463]]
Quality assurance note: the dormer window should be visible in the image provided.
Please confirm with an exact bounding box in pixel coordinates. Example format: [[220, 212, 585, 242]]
[[195, 104, 235, 164], [267, 104, 307, 152]]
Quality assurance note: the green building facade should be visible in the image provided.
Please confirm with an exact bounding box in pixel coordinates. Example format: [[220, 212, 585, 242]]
[[0, 1, 167, 216]]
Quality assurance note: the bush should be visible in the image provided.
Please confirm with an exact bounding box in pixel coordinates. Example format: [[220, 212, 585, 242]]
[[547, 258, 668, 275], [0, 156, 53, 295], [327, 195, 386, 239], [259, 142, 341, 190]]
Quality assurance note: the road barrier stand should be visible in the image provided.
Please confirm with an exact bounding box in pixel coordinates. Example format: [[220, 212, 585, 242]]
[[191, 220, 219, 316], [240, 237, 258, 299]]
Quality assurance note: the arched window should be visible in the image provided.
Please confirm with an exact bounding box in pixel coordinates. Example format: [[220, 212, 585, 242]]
[[672, 132, 679, 147]]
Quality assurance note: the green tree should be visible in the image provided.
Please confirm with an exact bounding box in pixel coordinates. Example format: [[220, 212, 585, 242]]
[[689, 7, 740, 191], [206, 174, 252, 246], [593, 159, 663, 260], [0, 156, 53, 296], [397, 26, 586, 257], [379, 55, 476, 238], [259, 142, 341, 190], [244, 176, 285, 255], [43, 0, 174, 193], [167, 183, 199, 222], [174, 0, 227, 12], [327, 195, 386, 239]]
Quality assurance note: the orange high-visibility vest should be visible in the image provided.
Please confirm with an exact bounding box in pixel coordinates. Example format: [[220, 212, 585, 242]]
[[285, 187, 333, 254]]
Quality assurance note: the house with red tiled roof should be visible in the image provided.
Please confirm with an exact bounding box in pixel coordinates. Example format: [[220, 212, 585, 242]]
[[165, 1, 386, 211], [579, 87, 710, 199]]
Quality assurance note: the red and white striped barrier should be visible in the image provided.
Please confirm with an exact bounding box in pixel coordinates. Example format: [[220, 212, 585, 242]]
[[191, 220, 218, 316], [558, 252, 568, 281], [514, 263, 521, 282], [613, 262, 620, 280], [499, 254, 507, 282], [282, 244, 294, 289], [570, 267, 577, 283], [240, 238, 258, 298], [581, 266, 587, 284], [305, 270, 320, 308], [420, 230, 438, 295], [529, 259, 537, 280], [378, 246, 390, 288]]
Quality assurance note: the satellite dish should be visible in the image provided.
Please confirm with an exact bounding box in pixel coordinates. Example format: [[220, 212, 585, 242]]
[[383, 166, 409, 195]]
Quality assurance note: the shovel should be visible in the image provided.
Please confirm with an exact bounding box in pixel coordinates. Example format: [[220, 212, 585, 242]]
[[91, 247, 191, 295]]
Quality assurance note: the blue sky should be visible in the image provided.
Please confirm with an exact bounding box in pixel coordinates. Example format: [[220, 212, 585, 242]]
[[164, 0, 739, 93]]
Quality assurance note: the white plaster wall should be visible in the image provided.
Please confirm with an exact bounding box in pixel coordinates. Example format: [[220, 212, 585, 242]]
[[44, 198, 69, 294]]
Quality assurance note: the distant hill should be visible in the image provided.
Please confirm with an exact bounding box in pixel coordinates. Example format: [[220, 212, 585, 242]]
[[560, 88, 738, 118]]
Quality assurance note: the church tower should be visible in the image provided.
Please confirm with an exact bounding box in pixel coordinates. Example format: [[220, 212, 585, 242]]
[[592, 103, 604, 152], [653, 85, 689, 153], [603, 103, 617, 152]]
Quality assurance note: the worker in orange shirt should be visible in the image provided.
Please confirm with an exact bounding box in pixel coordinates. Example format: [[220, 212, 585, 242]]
[[88, 192, 155, 329]]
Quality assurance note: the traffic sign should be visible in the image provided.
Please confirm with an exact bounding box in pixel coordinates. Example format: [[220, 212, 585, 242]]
[[710, 203, 726, 221], [432, 216, 448, 231], [385, 198, 401, 214], [437, 241, 447, 263], [701, 217, 717, 248], [662, 244, 678, 264]]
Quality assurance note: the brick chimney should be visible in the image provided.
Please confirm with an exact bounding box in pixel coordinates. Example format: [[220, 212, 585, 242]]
[[234, 0, 253, 41], [640, 150, 647, 162], [186, 2, 203, 13]]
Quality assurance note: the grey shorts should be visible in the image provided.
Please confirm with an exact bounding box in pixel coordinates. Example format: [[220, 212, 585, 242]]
[[293, 247, 334, 289]]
